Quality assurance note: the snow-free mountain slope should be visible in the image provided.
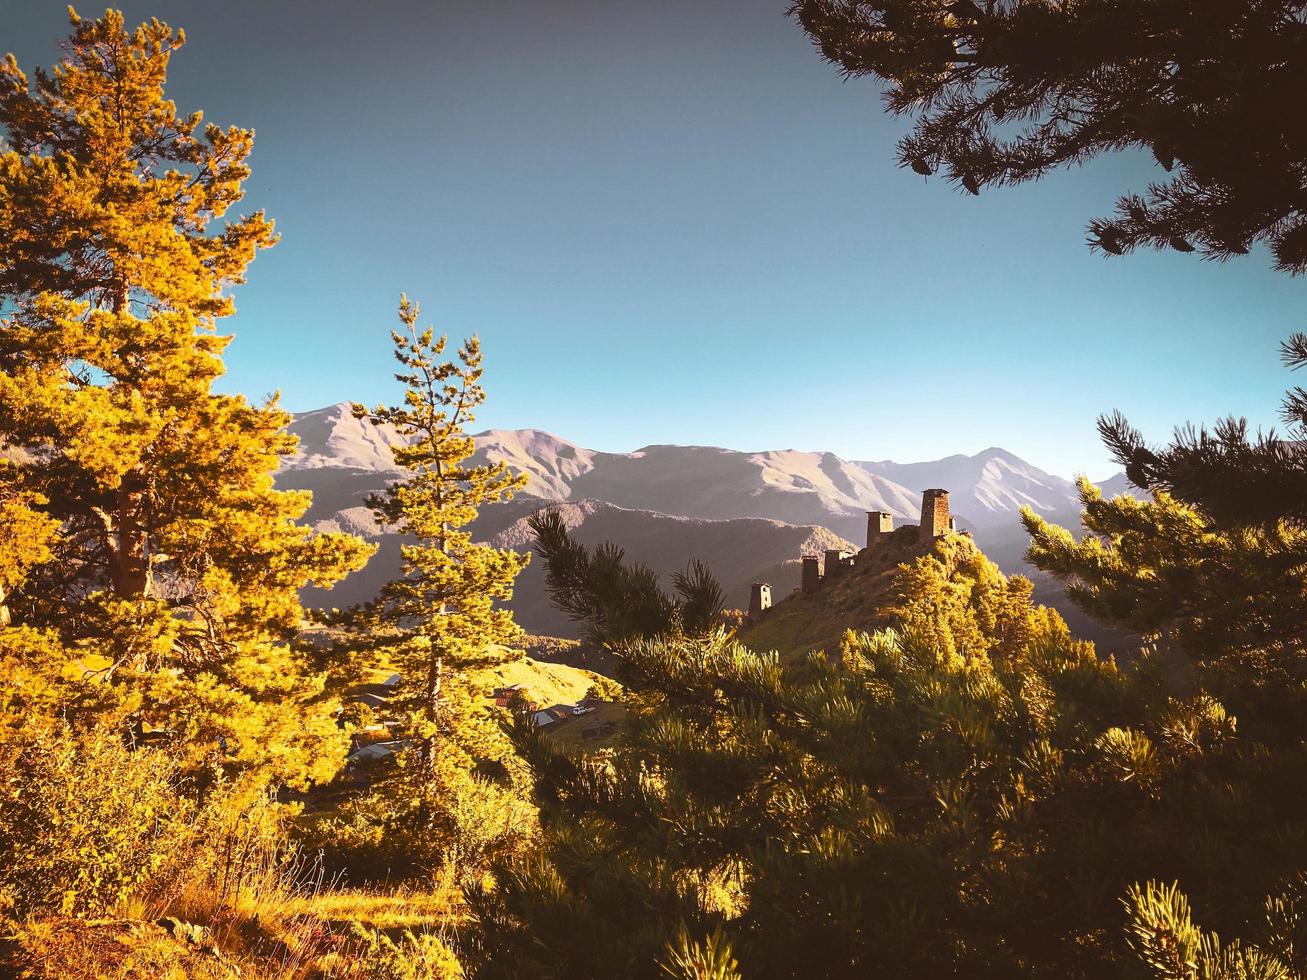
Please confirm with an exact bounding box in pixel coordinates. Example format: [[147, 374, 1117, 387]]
[[283, 404, 1138, 645], [475, 428, 599, 499], [284, 403, 405, 472], [562, 445, 917, 534], [283, 404, 1094, 533], [855, 448, 1081, 528], [296, 490, 854, 637], [284, 404, 599, 499], [285, 405, 968, 540]]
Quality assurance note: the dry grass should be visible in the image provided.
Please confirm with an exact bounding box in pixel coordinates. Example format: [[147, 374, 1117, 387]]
[[10, 878, 466, 980], [285, 882, 466, 933], [7, 643, 587, 978], [7, 793, 467, 980], [8, 917, 241, 979]]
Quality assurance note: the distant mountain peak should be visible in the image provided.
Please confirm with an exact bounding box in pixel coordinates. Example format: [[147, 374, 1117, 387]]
[[975, 445, 1025, 462], [281, 404, 1144, 640], [283, 404, 1129, 535], [283, 402, 405, 472]]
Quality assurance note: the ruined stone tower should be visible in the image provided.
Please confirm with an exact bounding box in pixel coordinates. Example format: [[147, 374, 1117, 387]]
[[748, 582, 772, 619], [801, 555, 821, 594], [824, 549, 852, 579], [866, 511, 893, 549], [920, 489, 951, 539]]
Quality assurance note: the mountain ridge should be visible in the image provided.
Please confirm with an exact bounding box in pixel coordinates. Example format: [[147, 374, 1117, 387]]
[[282, 403, 1140, 645], [283, 402, 1114, 531]]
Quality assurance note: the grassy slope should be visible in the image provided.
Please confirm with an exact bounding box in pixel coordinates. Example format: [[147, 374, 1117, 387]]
[[480, 656, 626, 751], [353, 644, 608, 710], [480, 656, 602, 708], [736, 528, 945, 662], [11, 886, 467, 980], [351, 644, 623, 754], [538, 700, 627, 751]]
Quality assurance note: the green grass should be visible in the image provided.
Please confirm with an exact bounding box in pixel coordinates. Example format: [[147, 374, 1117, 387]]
[[477, 655, 604, 709], [538, 700, 627, 751]]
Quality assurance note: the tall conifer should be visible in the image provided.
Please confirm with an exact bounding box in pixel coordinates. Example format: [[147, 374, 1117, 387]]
[[354, 296, 530, 764], [0, 9, 373, 785]]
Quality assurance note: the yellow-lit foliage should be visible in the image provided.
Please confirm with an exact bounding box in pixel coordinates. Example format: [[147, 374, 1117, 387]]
[[891, 533, 1069, 665], [0, 8, 374, 787], [346, 925, 464, 980], [316, 673, 536, 886], [0, 486, 56, 596], [0, 483, 57, 634], [478, 536, 1306, 976], [0, 721, 190, 919], [327, 298, 535, 883], [1024, 477, 1307, 670]]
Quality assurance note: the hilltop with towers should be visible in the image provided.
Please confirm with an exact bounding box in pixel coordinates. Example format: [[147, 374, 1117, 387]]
[[738, 484, 1132, 662], [747, 488, 965, 620]]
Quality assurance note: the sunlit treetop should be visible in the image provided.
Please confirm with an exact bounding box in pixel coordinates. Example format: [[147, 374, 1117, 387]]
[[0, 8, 372, 789], [0, 6, 275, 317]]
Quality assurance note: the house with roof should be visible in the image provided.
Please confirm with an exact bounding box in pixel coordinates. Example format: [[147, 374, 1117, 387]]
[[346, 739, 409, 767], [493, 683, 526, 708], [530, 704, 577, 727]]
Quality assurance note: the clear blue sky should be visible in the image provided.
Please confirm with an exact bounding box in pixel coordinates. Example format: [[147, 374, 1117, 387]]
[[6, 1, 1303, 477]]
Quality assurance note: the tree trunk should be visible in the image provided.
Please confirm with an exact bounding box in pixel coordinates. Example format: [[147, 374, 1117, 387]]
[[109, 281, 151, 599], [112, 471, 151, 597], [421, 452, 449, 768], [419, 653, 443, 770]]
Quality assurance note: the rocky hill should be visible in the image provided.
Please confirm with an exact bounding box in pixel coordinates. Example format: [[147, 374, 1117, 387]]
[[735, 528, 930, 660], [734, 526, 1112, 664]]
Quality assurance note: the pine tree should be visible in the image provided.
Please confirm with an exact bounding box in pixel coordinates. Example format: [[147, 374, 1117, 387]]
[[0, 8, 374, 786], [791, 0, 1307, 272], [1023, 478, 1307, 675], [321, 297, 541, 883], [349, 297, 532, 855], [1023, 336, 1307, 750], [474, 541, 1307, 976], [1096, 333, 1307, 530], [1124, 879, 1307, 979], [528, 507, 726, 647]]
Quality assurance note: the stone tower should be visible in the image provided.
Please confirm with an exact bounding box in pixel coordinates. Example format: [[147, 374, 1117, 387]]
[[824, 549, 851, 579], [801, 555, 821, 594], [748, 582, 772, 619], [866, 511, 893, 549], [920, 489, 950, 539]]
